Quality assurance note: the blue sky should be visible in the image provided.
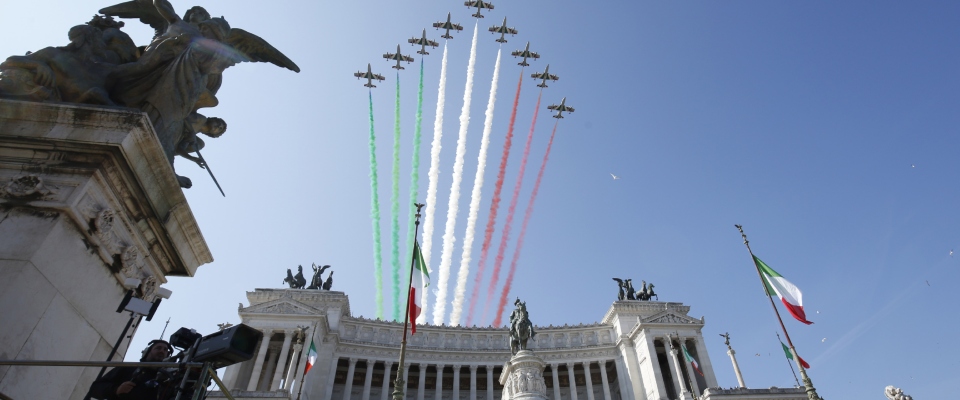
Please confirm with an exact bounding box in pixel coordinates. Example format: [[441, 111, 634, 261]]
[[2, 1, 958, 397]]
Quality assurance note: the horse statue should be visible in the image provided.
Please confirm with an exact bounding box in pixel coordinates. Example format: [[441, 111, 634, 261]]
[[509, 298, 536, 355], [283, 266, 307, 289], [646, 283, 658, 300], [322, 271, 334, 290]]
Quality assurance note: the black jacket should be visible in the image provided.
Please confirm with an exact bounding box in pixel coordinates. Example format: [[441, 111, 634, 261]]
[[87, 366, 161, 400]]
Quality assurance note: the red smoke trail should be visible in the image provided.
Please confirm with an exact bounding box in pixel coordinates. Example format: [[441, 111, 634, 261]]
[[465, 71, 523, 326], [493, 120, 559, 326], [483, 90, 542, 326]]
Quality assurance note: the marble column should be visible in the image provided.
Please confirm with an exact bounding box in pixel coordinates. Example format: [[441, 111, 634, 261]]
[[680, 341, 700, 397], [381, 362, 394, 400], [694, 338, 719, 388], [362, 360, 376, 400], [566, 363, 578, 400], [598, 361, 611, 400], [343, 358, 359, 400], [284, 342, 304, 391], [550, 364, 561, 400], [582, 362, 595, 400], [486, 366, 494, 400], [667, 340, 690, 399], [402, 364, 411, 400], [452, 365, 461, 400], [247, 328, 273, 391], [270, 330, 294, 391], [262, 345, 281, 391], [435, 364, 445, 400], [292, 334, 312, 397], [417, 364, 427, 400], [469, 365, 478, 400]]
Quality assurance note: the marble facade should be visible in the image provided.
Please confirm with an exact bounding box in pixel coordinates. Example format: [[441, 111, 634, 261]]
[[213, 289, 804, 400], [0, 99, 212, 399]]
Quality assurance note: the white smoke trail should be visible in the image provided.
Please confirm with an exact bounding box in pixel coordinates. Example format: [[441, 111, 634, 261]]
[[433, 22, 479, 325], [450, 48, 501, 326], [419, 42, 449, 325]]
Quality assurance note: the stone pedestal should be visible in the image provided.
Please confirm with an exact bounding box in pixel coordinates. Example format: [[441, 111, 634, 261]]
[[499, 350, 548, 400], [0, 99, 212, 399]]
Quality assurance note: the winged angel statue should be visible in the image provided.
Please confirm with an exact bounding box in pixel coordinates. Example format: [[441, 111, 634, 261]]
[[0, 0, 299, 188]]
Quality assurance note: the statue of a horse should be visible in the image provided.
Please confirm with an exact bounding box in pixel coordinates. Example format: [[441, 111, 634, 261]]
[[283, 267, 307, 289], [510, 318, 535, 355]]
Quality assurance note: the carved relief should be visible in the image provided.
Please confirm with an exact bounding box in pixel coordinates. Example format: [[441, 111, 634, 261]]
[[140, 276, 158, 301], [1, 175, 56, 199], [120, 246, 142, 278], [646, 313, 699, 324]]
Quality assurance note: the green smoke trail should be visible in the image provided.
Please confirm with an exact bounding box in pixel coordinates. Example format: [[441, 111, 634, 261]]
[[368, 90, 384, 319], [391, 72, 402, 321], [403, 58, 426, 322]]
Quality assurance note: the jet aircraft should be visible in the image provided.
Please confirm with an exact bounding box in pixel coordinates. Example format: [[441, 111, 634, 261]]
[[488, 17, 518, 43], [465, 0, 495, 18], [354, 63, 385, 88], [432, 13, 464, 39], [383, 44, 414, 70], [409, 29, 439, 55], [511, 42, 540, 66], [531, 64, 559, 88], [547, 97, 575, 119]]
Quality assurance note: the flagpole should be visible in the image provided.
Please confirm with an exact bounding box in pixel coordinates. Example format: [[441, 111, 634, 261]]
[[392, 203, 425, 400], [777, 332, 801, 387], [734, 225, 822, 400]]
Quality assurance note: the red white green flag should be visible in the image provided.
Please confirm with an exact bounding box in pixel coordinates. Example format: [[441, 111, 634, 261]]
[[408, 241, 430, 334], [754, 256, 813, 325], [780, 341, 810, 369], [303, 339, 317, 375], [681, 343, 703, 376]]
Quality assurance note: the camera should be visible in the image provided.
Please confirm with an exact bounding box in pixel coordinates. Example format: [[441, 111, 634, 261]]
[[149, 324, 263, 399]]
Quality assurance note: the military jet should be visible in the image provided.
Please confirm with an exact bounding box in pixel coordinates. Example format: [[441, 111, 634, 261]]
[[465, 0, 495, 18], [511, 42, 540, 66], [408, 29, 440, 55], [354, 64, 385, 88], [432, 12, 464, 39], [383, 45, 415, 70], [547, 97, 575, 119], [531, 64, 559, 88], [488, 17, 518, 43]]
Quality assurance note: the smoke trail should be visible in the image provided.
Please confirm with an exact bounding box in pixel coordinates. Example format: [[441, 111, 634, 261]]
[[421, 43, 449, 323], [450, 49, 502, 325], [466, 70, 524, 326], [433, 22, 479, 325], [391, 72, 402, 321], [405, 59, 426, 325], [493, 120, 559, 326], [481, 90, 542, 325], [368, 91, 385, 319]]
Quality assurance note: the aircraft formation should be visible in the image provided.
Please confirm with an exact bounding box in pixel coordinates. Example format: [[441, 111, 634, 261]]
[[354, 2, 575, 118], [354, 0, 577, 327]]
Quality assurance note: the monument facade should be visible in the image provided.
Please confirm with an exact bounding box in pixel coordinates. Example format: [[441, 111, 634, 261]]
[[213, 288, 806, 400]]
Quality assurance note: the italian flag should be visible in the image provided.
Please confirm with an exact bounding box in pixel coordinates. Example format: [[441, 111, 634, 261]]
[[408, 241, 430, 335], [780, 341, 810, 369], [303, 340, 317, 375], [754, 256, 813, 325], [681, 343, 703, 376]]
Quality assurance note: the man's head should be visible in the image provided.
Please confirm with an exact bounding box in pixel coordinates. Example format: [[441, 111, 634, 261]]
[[183, 6, 211, 24], [201, 117, 227, 138], [140, 340, 173, 362]]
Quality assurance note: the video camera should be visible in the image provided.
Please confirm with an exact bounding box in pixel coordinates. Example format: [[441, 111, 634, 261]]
[[147, 324, 262, 399]]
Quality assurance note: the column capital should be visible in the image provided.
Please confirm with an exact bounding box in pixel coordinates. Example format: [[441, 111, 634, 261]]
[[599, 360, 607, 367], [436, 364, 446, 369], [453, 364, 462, 370], [418, 362, 428, 368], [384, 361, 394, 367], [349, 357, 359, 364], [566, 362, 575, 368], [469, 364, 478, 371]]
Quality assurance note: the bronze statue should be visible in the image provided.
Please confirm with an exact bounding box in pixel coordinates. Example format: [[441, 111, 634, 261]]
[[307, 263, 331, 290], [0, 0, 300, 190], [508, 298, 535, 355], [322, 271, 334, 291], [612, 278, 626, 300], [283, 266, 306, 289]]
